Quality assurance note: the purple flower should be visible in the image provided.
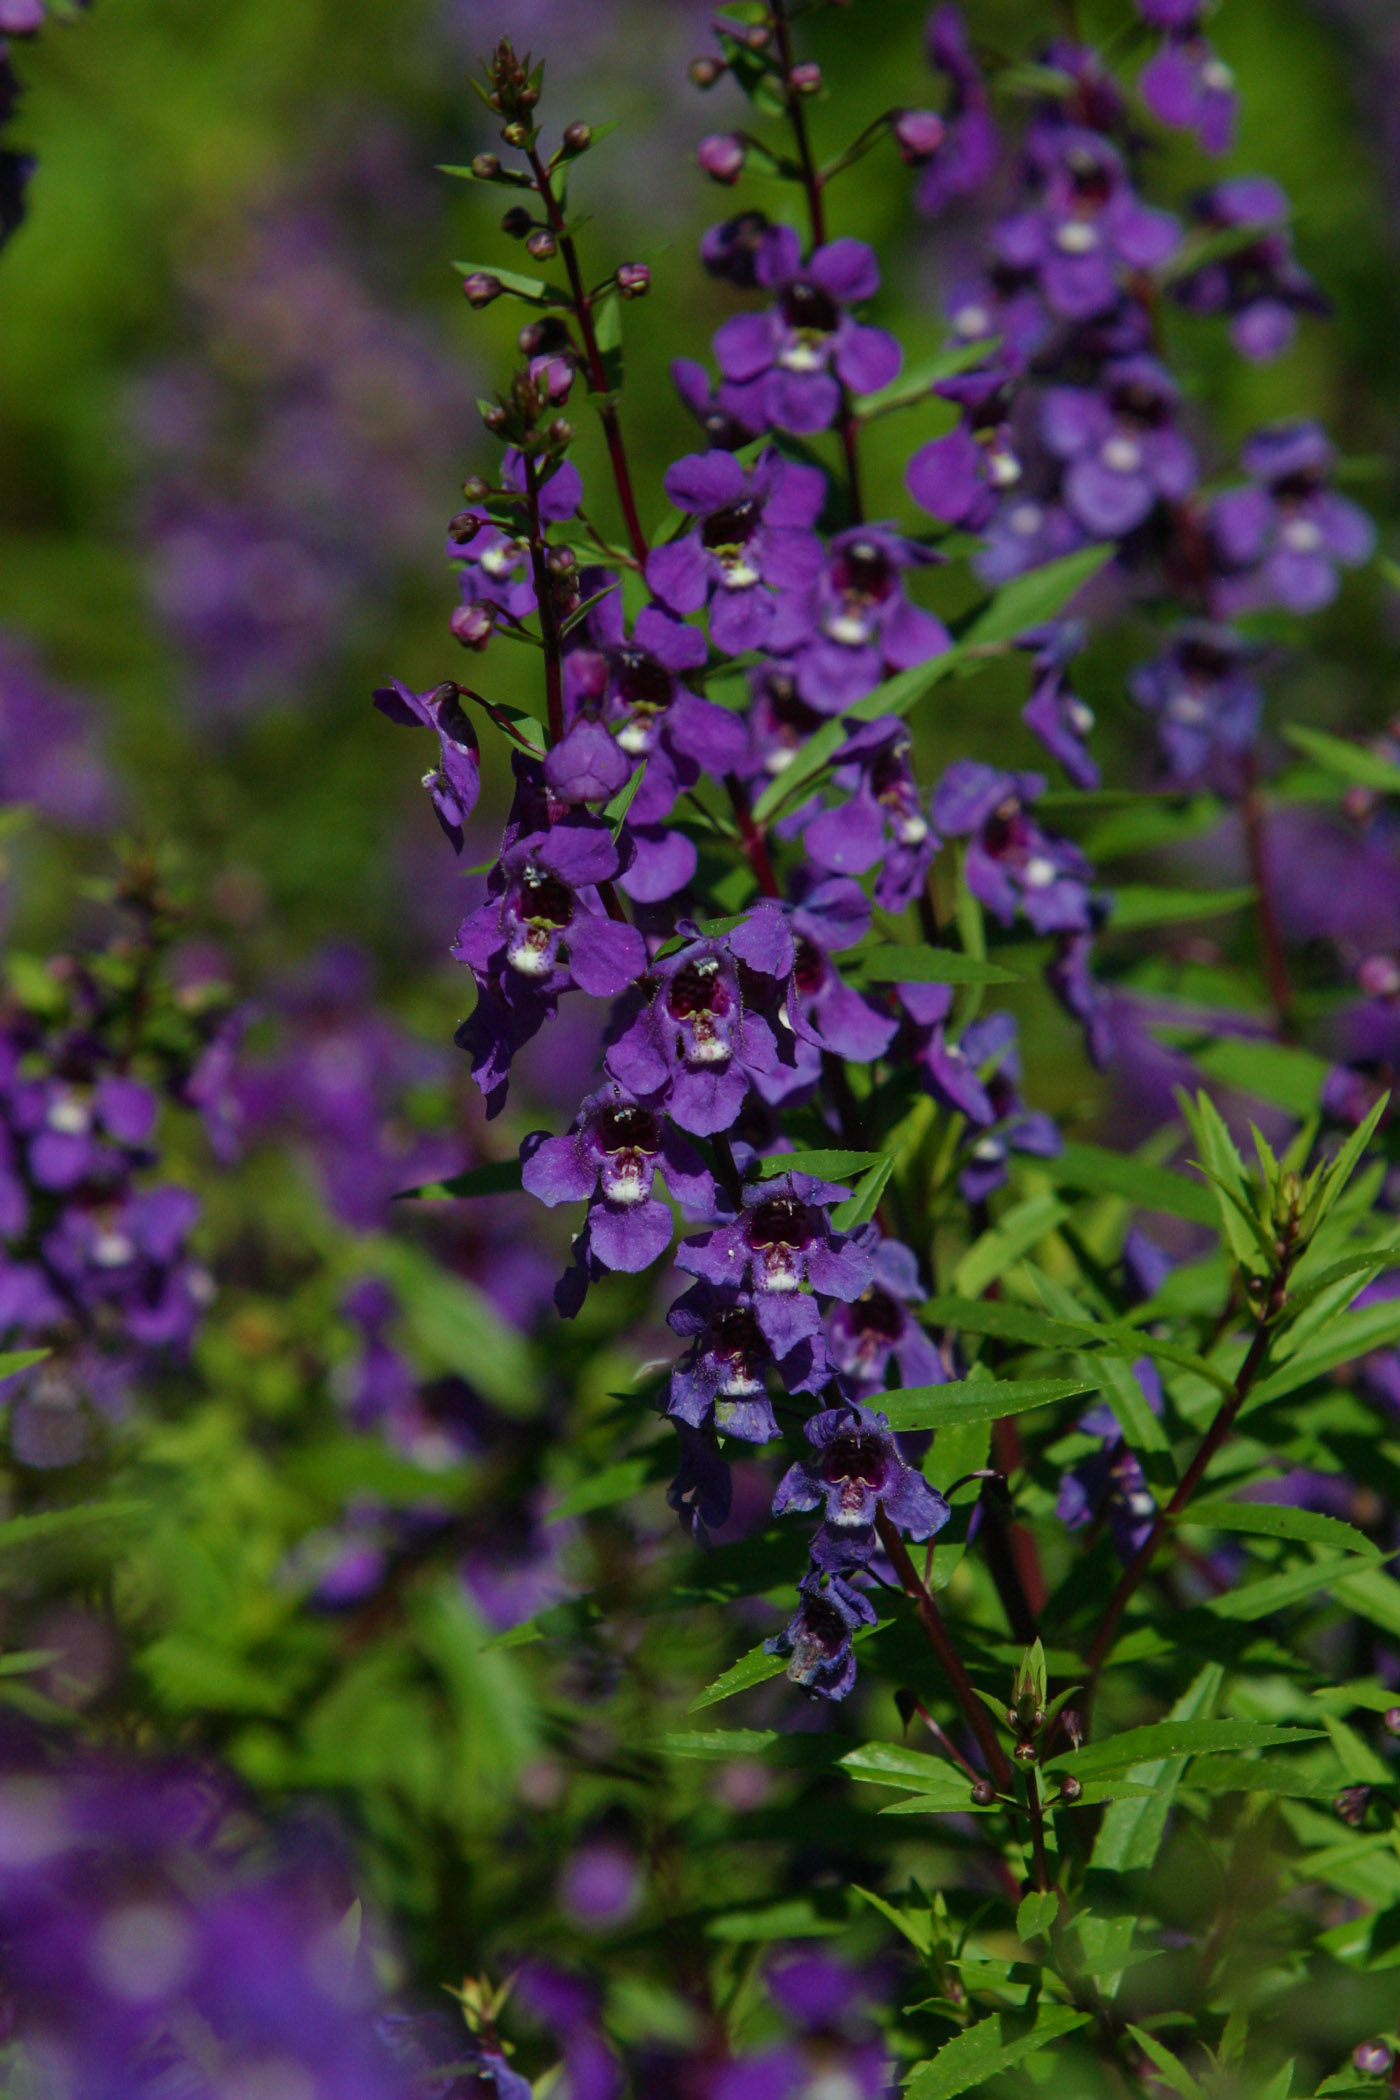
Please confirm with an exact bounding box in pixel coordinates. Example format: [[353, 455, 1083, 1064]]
[[825, 1237, 945, 1397], [645, 447, 825, 656], [1128, 622, 1262, 789], [768, 524, 951, 713], [1173, 178, 1328, 361], [1057, 1363, 1162, 1560], [604, 921, 789, 1137], [556, 588, 748, 899], [1019, 623, 1100, 790], [764, 1569, 876, 1700], [804, 716, 940, 911], [933, 761, 1095, 934], [907, 360, 1024, 532], [773, 1401, 950, 1554], [739, 666, 831, 793], [991, 130, 1180, 321], [1046, 930, 1116, 1069], [677, 1172, 875, 1357], [1040, 356, 1196, 538], [948, 1013, 1063, 1198], [668, 1418, 732, 1543], [372, 678, 481, 851], [670, 356, 765, 450], [1139, 6, 1236, 154], [780, 876, 897, 1072], [667, 1279, 829, 1445], [916, 6, 1000, 217], [0, 637, 112, 830], [700, 208, 772, 289], [707, 226, 901, 436], [522, 1082, 715, 1278], [454, 814, 646, 1114], [1210, 423, 1376, 616]]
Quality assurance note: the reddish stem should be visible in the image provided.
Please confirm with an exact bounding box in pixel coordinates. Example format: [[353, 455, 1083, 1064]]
[[521, 453, 565, 745], [527, 148, 649, 565], [726, 775, 781, 898], [876, 1507, 1014, 1792]]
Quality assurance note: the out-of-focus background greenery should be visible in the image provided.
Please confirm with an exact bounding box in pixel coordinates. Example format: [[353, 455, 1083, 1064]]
[[6, 0, 1400, 2042]]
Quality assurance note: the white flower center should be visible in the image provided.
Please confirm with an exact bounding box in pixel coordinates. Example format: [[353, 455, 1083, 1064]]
[[1008, 502, 1044, 537], [47, 1098, 89, 1135], [507, 930, 554, 976], [1201, 58, 1234, 90], [1067, 700, 1095, 734], [953, 302, 992, 338], [93, 1232, 135, 1268], [719, 557, 761, 589], [480, 543, 520, 579], [987, 447, 1022, 487], [1055, 220, 1100, 255], [1282, 516, 1323, 553], [825, 611, 873, 646], [1102, 436, 1143, 474], [1023, 855, 1058, 889], [617, 721, 651, 755], [94, 1902, 195, 2004], [780, 340, 825, 374], [894, 813, 930, 846], [1168, 691, 1208, 724]]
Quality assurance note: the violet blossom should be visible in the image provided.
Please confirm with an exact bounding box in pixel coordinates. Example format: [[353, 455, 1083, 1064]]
[[915, 4, 1000, 218], [705, 226, 901, 436], [764, 1569, 877, 1701], [1173, 177, 1329, 362], [989, 130, 1180, 323], [604, 920, 790, 1138], [677, 1171, 875, 1357], [372, 678, 481, 851], [522, 1082, 715, 1278], [825, 1237, 946, 1398], [803, 715, 940, 912], [933, 760, 1096, 934], [1039, 355, 1196, 539], [1137, 0, 1237, 155], [767, 523, 951, 713], [667, 1278, 829, 1445], [645, 447, 825, 655], [1209, 422, 1376, 616], [772, 1401, 950, 1564], [1128, 622, 1263, 789]]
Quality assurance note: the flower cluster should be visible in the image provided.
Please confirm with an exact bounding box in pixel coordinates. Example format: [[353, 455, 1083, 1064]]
[[0, 914, 226, 1468]]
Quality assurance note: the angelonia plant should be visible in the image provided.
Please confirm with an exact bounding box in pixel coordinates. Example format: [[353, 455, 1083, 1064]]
[[7, 4, 1400, 2099]]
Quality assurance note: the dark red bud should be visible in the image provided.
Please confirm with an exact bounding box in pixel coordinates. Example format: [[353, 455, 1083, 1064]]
[[616, 262, 651, 298], [561, 121, 592, 153], [970, 1778, 996, 1807], [501, 206, 533, 239], [447, 510, 483, 545], [688, 55, 724, 88], [789, 61, 822, 95], [525, 228, 558, 260], [892, 107, 947, 164], [1353, 2039, 1394, 2077], [461, 476, 491, 503], [481, 404, 509, 433], [462, 272, 503, 308], [501, 120, 529, 147], [1059, 1776, 1083, 1804], [547, 417, 574, 446], [472, 152, 502, 179], [1013, 1741, 1038, 1764]]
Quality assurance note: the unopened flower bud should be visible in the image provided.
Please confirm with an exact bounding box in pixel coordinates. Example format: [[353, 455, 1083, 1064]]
[[1386, 1707, 1400, 1737], [1059, 1775, 1083, 1804], [689, 55, 724, 88], [616, 262, 651, 298], [461, 475, 491, 503], [1336, 1784, 1373, 1826], [1344, 785, 1378, 824], [560, 121, 592, 154], [518, 83, 540, 109], [1013, 1740, 1038, 1764], [970, 1778, 996, 1807], [518, 315, 571, 358], [1359, 955, 1400, 1001], [744, 22, 771, 48], [501, 120, 529, 148], [462, 272, 503, 308], [547, 546, 577, 577], [481, 404, 509, 434], [892, 107, 946, 163], [501, 206, 534, 239], [472, 152, 502, 179], [447, 509, 483, 545], [1353, 2039, 1394, 2077], [450, 602, 495, 649], [526, 228, 558, 260], [698, 133, 747, 185], [548, 417, 574, 446], [789, 61, 822, 95]]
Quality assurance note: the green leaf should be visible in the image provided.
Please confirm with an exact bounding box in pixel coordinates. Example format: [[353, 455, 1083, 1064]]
[[1046, 1140, 1217, 1226], [367, 1237, 537, 1414], [0, 1348, 47, 1381], [851, 1883, 935, 1955], [548, 1448, 672, 1523], [849, 945, 1021, 987], [841, 1742, 966, 1788], [395, 1159, 524, 1201], [1017, 1891, 1059, 1941], [704, 1897, 848, 1941], [961, 545, 1115, 648], [878, 1375, 1095, 1432], [1110, 884, 1255, 930], [756, 1149, 886, 1184], [1185, 1498, 1378, 1558], [662, 1729, 839, 1770], [905, 2006, 1091, 2100], [1125, 2027, 1209, 2100], [1247, 1296, 1400, 1409], [0, 1496, 149, 1556], [688, 1640, 788, 1711], [1092, 1663, 1223, 1884], [1181, 1035, 1331, 1118], [1178, 1087, 1272, 1274], [1207, 1554, 1381, 1621], [1283, 723, 1400, 795], [1181, 1757, 1343, 1797], [592, 286, 623, 390], [954, 1192, 1070, 1298], [449, 258, 567, 305], [604, 757, 647, 836], [1047, 1719, 1324, 1779], [1333, 1567, 1400, 1641], [830, 1153, 895, 1231]]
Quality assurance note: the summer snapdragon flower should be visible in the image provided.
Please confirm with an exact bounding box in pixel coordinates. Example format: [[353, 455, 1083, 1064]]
[[645, 448, 825, 655], [677, 1171, 875, 1357], [1209, 422, 1376, 616]]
